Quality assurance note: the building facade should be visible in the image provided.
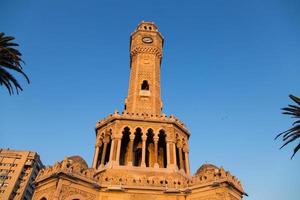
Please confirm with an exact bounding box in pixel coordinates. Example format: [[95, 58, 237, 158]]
[[0, 149, 43, 200], [32, 22, 245, 200]]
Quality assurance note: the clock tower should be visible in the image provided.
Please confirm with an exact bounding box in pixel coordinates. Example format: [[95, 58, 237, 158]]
[[32, 21, 245, 200], [125, 21, 164, 115]]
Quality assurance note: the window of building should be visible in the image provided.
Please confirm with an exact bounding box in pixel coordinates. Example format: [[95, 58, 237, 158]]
[[141, 80, 149, 91]]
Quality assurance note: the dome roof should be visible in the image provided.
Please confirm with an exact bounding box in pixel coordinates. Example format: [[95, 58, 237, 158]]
[[66, 155, 88, 169], [195, 163, 219, 175]]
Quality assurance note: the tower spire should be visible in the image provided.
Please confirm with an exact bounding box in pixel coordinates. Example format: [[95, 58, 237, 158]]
[[124, 22, 164, 115]]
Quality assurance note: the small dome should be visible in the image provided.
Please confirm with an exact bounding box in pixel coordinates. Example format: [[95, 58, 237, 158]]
[[66, 155, 88, 169], [195, 164, 219, 175]]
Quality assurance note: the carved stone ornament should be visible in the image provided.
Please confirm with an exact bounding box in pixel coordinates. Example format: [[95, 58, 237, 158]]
[[60, 185, 96, 200]]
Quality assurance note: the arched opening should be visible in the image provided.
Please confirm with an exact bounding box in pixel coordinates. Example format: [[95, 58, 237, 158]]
[[104, 135, 112, 166], [133, 128, 143, 166], [40, 198, 47, 200], [158, 130, 167, 168], [176, 142, 180, 170], [145, 129, 154, 167], [96, 141, 104, 168], [141, 80, 149, 90], [182, 139, 187, 172], [120, 127, 130, 165], [182, 151, 186, 172]]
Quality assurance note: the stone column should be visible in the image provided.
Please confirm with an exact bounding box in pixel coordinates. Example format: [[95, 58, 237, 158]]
[[115, 136, 122, 166], [183, 148, 190, 176], [153, 136, 159, 168], [128, 134, 135, 166], [173, 142, 177, 168], [92, 140, 102, 169], [166, 140, 171, 169], [141, 135, 147, 167]]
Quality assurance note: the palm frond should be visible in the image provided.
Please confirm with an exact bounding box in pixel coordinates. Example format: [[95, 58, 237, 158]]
[[0, 32, 29, 95], [291, 143, 300, 159], [276, 94, 300, 159], [290, 95, 300, 105], [0, 67, 23, 94]]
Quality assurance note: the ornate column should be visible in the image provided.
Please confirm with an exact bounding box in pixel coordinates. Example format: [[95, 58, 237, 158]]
[[183, 147, 190, 176], [115, 135, 122, 166], [173, 141, 177, 168], [127, 133, 135, 166], [166, 139, 171, 169], [153, 136, 159, 168], [100, 136, 110, 168], [92, 140, 102, 169], [177, 141, 184, 171], [141, 134, 147, 167]]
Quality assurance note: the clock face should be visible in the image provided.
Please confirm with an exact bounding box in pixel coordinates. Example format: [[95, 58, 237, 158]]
[[142, 37, 153, 44]]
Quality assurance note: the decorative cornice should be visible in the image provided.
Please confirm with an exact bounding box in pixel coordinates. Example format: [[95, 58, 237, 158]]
[[130, 46, 162, 58], [95, 111, 189, 136]]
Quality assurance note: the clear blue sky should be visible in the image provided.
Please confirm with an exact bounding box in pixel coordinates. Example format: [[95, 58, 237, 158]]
[[1, 0, 299, 199]]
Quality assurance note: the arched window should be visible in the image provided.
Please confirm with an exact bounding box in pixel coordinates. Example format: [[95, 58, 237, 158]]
[[158, 130, 167, 168], [133, 128, 143, 166], [104, 136, 112, 165], [119, 127, 131, 165], [176, 143, 180, 170], [141, 80, 149, 91], [145, 129, 154, 167]]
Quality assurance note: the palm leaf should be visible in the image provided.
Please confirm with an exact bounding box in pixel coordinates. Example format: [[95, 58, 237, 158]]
[[280, 134, 300, 150], [290, 95, 300, 105], [276, 94, 300, 159], [0, 32, 29, 94], [0, 66, 23, 94], [291, 143, 300, 159], [293, 120, 300, 126]]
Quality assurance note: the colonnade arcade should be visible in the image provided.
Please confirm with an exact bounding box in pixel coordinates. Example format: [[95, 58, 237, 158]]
[[92, 126, 190, 175]]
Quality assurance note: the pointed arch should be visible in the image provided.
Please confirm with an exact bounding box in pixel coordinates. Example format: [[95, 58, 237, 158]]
[[120, 127, 131, 165], [175, 134, 181, 170], [141, 80, 149, 90], [133, 128, 143, 166], [146, 128, 154, 167], [158, 129, 167, 168], [104, 130, 112, 166]]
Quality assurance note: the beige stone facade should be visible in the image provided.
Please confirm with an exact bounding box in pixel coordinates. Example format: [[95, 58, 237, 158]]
[[0, 149, 43, 200], [32, 21, 245, 200]]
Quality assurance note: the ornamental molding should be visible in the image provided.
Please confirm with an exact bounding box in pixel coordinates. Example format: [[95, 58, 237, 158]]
[[60, 185, 96, 200], [33, 186, 56, 200], [131, 46, 162, 58]]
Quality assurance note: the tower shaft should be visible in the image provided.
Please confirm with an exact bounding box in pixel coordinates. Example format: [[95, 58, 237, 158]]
[[124, 22, 164, 115]]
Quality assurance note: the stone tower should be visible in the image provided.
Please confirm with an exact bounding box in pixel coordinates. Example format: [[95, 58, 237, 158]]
[[90, 21, 191, 174], [32, 22, 245, 200], [125, 22, 163, 115]]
